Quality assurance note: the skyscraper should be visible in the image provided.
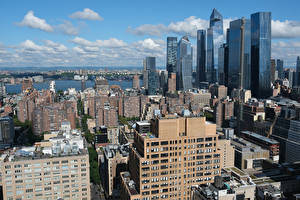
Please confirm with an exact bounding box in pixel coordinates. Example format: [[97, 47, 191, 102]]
[[176, 36, 193, 91], [218, 43, 229, 86], [196, 30, 207, 86], [296, 56, 300, 86], [166, 37, 177, 77], [251, 12, 272, 98], [276, 59, 284, 80], [143, 57, 158, 95], [270, 59, 276, 83], [207, 8, 224, 83], [228, 18, 251, 92]]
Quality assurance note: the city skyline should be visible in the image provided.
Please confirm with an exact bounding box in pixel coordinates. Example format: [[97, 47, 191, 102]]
[[0, 0, 300, 67]]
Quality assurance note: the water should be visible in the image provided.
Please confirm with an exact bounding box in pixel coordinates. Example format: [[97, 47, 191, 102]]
[[6, 80, 143, 94]]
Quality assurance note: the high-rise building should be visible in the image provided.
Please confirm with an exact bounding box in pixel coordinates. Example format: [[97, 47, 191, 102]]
[[132, 74, 140, 90], [166, 37, 177, 77], [81, 79, 86, 91], [228, 18, 251, 91], [0, 116, 14, 149], [196, 30, 207, 86], [21, 78, 33, 92], [207, 8, 224, 83], [120, 116, 222, 200], [143, 57, 158, 95], [168, 73, 176, 93], [251, 12, 272, 98], [296, 56, 300, 86], [270, 59, 276, 84], [177, 36, 193, 91], [218, 43, 229, 86], [276, 59, 284, 79], [0, 124, 91, 200]]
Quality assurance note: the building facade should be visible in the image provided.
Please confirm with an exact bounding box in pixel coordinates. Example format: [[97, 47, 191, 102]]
[[120, 117, 222, 200], [166, 37, 177, 77], [177, 36, 193, 91], [251, 12, 272, 98]]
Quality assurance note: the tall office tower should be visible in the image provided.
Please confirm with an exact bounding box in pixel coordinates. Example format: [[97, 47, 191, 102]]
[[270, 59, 276, 83], [251, 12, 272, 98], [196, 30, 207, 86], [276, 59, 284, 79], [177, 36, 193, 91], [207, 8, 224, 83], [228, 18, 251, 92], [159, 71, 168, 93], [132, 74, 140, 90], [166, 37, 177, 77], [296, 56, 300, 86], [120, 116, 222, 200], [0, 116, 14, 148], [168, 73, 176, 93], [144, 57, 158, 95], [218, 43, 229, 86]]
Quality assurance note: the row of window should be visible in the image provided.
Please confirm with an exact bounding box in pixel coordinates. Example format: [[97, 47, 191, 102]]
[[5, 159, 86, 169]]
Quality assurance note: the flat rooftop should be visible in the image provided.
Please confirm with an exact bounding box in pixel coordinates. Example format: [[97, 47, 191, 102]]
[[241, 131, 279, 145]]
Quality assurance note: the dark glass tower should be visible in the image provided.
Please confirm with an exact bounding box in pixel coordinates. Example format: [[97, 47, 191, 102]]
[[276, 59, 284, 80], [218, 43, 229, 86], [296, 56, 300, 86], [176, 36, 193, 91], [166, 37, 177, 77], [196, 30, 206, 86], [207, 8, 224, 83], [251, 12, 272, 98], [228, 18, 251, 92], [144, 57, 158, 95]]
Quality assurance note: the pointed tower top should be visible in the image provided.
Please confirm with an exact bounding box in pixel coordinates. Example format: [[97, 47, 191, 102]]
[[210, 8, 222, 20]]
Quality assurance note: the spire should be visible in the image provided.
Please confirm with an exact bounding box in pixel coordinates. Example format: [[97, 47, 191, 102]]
[[210, 8, 223, 27]]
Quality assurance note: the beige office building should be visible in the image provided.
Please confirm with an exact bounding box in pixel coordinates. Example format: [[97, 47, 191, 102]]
[[120, 116, 222, 200], [0, 124, 91, 200]]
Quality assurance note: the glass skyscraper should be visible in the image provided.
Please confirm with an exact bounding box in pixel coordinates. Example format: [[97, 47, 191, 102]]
[[218, 43, 229, 86], [143, 57, 158, 95], [166, 37, 177, 77], [176, 36, 193, 91], [251, 12, 271, 98], [228, 18, 251, 92], [207, 8, 224, 83], [296, 56, 300, 86], [276, 59, 284, 80], [196, 30, 207, 86]]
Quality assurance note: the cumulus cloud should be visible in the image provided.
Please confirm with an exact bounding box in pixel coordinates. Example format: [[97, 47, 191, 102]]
[[69, 8, 103, 21], [71, 37, 127, 48], [17, 10, 53, 32], [272, 41, 300, 66], [127, 16, 233, 38], [272, 20, 300, 39], [56, 21, 79, 35], [0, 37, 166, 67]]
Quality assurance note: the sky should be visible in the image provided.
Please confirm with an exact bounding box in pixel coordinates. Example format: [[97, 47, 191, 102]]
[[0, 0, 300, 68]]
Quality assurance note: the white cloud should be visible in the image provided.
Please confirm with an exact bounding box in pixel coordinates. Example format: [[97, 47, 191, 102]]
[[71, 37, 127, 48], [69, 8, 103, 21], [44, 40, 68, 52], [17, 10, 53, 32], [128, 24, 167, 36], [56, 21, 79, 35], [272, 20, 300, 38], [272, 41, 300, 66]]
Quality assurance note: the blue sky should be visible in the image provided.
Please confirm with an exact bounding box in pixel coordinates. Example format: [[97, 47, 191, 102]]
[[0, 0, 300, 67]]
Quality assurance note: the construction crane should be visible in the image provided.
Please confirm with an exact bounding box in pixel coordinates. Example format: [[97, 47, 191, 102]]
[[267, 113, 279, 138]]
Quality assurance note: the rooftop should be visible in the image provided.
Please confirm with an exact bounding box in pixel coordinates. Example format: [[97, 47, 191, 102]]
[[241, 131, 279, 145]]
